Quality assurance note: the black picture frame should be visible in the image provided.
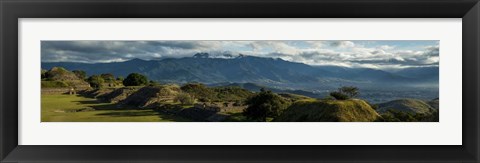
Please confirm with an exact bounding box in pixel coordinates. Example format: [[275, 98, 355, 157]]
[[1, 0, 479, 162]]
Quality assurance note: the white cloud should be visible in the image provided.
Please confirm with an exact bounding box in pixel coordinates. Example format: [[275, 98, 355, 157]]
[[379, 45, 394, 50], [305, 41, 325, 48], [249, 41, 300, 55], [42, 40, 439, 69], [330, 41, 355, 48]]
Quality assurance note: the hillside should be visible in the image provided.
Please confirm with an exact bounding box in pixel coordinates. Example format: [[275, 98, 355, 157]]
[[42, 54, 437, 89], [278, 93, 314, 102], [41, 67, 90, 89], [428, 98, 439, 110], [216, 82, 320, 97], [392, 67, 439, 82], [377, 98, 435, 114], [274, 99, 381, 122]]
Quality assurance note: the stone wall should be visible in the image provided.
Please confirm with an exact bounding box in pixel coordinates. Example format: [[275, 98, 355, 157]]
[[194, 102, 246, 113], [41, 88, 70, 95], [42, 87, 90, 95]]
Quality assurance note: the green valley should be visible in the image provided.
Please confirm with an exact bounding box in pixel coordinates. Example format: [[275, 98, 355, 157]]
[[41, 66, 439, 122]]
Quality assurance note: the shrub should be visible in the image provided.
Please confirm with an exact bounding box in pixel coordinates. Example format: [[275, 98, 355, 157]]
[[329, 86, 360, 100], [213, 86, 253, 102], [87, 75, 105, 88], [380, 110, 417, 122], [330, 91, 349, 100], [233, 100, 244, 106], [377, 109, 438, 122], [116, 76, 124, 81], [72, 70, 87, 80], [100, 73, 115, 82], [243, 89, 291, 121], [123, 73, 148, 86], [41, 69, 48, 79], [338, 86, 359, 98], [415, 110, 439, 122], [174, 92, 195, 105]]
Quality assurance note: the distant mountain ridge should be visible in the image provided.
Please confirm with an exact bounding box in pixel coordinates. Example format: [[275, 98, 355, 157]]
[[42, 53, 439, 89]]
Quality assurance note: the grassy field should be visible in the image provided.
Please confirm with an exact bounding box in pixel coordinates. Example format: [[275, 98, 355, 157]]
[[41, 94, 191, 122]]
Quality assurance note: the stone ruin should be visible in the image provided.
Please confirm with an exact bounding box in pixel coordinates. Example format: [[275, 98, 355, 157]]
[[193, 102, 245, 113], [97, 87, 139, 103], [119, 85, 181, 108]]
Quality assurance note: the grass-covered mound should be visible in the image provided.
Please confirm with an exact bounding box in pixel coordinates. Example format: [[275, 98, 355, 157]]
[[278, 93, 314, 102], [212, 86, 254, 102], [377, 98, 434, 114], [42, 67, 90, 89], [120, 85, 181, 108], [45, 67, 79, 81], [274, 99, 380, 122], [98, 86, 141, 103], [81, 88, 116, 98]]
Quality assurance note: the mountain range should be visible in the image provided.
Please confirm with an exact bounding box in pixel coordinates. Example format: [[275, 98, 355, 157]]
[[42, 53, 439, 90]]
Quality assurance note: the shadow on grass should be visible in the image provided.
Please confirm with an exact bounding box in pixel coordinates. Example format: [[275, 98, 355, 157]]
[[157, 113, 194, 122], [73, 96, 195, 122], [223, 112, 248, 122], [72, 96, 194, 122], [95, 110, 158, 117], [72, 100, 99, 105], [152, 108, 196, 122], [95, 110, 191, 122], [73, 100, 137, 111]]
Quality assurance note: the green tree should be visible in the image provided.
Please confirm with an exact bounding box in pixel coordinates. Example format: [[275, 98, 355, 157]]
[[116, 76, 124, 81], [123, 73, 148, 86], [87, 75, 104, 88], [330, 91, 349, 100], [243, 89, 291, 121], [174, 92, 195, 105], [329, 86, 360, 100], [72, 70, 87, 80], [338, 86, 359, 98], [100, 73, 115, 82]]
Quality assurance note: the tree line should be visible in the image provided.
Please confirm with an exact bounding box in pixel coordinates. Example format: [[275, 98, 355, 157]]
[[70, 70, 150, 88]]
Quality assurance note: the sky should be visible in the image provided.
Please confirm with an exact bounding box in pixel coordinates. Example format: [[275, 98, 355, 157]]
[[41, 40, 439, 69]]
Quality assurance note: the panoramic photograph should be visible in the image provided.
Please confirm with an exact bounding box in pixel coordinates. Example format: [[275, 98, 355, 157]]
[[41, 40, 439, 122]]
